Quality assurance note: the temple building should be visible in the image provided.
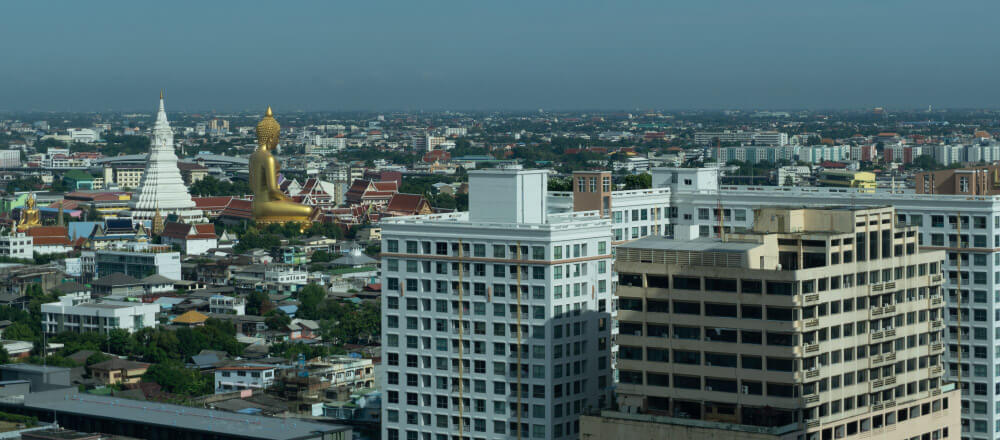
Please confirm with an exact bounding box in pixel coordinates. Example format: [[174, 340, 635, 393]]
[[127, 93, 203, 223]]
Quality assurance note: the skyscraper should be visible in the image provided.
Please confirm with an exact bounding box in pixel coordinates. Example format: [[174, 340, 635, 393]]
[[380, 166, 613, 440]]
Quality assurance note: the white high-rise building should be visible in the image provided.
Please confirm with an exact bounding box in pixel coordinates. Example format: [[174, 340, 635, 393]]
[[127, 94, 203, 222], [552, 166, 1000, 439], [381, 167, 614, 440], [0, 150, 21, 168]]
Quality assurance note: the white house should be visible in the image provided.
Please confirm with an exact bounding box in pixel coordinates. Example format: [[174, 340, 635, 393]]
[[209, 295, 246, 316], [214, 365, 278, 394]]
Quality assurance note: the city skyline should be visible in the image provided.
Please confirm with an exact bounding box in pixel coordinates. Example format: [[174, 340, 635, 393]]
[[2, 1, 999, 112]]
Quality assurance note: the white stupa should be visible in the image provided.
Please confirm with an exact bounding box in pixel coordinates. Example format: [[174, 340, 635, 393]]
[[128, 92, 203, 222]]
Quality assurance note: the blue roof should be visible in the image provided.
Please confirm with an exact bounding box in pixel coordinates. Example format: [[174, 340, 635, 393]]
[[278, 305, 298, 315], [68, 222, 101, 240]]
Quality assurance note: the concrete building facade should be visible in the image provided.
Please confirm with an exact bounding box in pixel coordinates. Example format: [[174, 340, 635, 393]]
[[380, 167, 614, 440], [590, 206, 958, 440]]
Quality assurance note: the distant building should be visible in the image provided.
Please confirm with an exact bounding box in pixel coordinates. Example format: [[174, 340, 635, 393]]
[[816, 170, 875, 190], [916, 165, 1000, 195], [67, 128, 99, 143], [412, 135, 445, 151], [695, 130, 787, 146], [0, 150, 20, 168]]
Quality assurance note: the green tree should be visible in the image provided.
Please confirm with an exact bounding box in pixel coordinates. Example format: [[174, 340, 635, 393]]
[[142, 361, 212, 396], [310, 250, 333, 263], [296, 283, 327, 319], [547, 178, 573, 192], [265, 310, 291, 330], [622, 173, 652, 190], [245, 291, 274, 316]]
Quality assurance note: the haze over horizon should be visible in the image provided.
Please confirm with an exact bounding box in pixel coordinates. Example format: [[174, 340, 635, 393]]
[[2, 0, 998, 112]]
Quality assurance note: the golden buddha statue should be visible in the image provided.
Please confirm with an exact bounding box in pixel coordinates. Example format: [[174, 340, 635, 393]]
[[249, 106, 315, 224], [17, 193, 41, 232]]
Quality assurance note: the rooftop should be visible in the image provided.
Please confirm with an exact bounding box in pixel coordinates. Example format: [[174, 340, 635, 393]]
[[618, 236, 760, 253], [22, 388, 348, 439]]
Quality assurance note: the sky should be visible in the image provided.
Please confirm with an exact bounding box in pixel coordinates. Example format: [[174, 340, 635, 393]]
[[1, 0, 998, 112]]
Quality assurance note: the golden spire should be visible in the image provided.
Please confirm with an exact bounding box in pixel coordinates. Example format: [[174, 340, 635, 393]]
[[160, 89, 164, 100], [265, 105, 273, 117]]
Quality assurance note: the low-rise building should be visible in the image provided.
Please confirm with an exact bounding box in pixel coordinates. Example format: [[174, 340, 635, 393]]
[[88, 358, 149, 385], [41, 293, 159, 335], [0, 232, 33, 259], [214, 365, 278, 394], [209, 295, 246, 315], [93, 248, 182, 280], [310, 356, 375, 391], [160, 221, 218, 255]]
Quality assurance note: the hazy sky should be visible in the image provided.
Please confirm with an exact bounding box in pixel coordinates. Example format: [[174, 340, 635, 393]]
[[2, 0, 998, 112]]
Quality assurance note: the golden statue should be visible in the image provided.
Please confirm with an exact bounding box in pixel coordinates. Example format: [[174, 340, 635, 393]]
[[17, 193, 41, 232], [249, 106, 315, 224]]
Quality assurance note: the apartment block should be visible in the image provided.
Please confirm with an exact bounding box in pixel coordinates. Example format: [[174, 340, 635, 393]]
[[380, 167, 614, 440], [41, 293, 160, 335], [585, 206, 958, 440]]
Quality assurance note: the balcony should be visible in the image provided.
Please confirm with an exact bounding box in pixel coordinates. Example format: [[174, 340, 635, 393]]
[[871, 283, 884, 292], [930, 297, 943, 306], [803, 343, 820, 354], [804, 293, 820, 304], [930, 320, 943, 329], [930, 342, 944, 353], [870, 331, 884, 341], [870, 307, 884, 317], [804, 394, 819, 404], [804, 318, 819, 328]]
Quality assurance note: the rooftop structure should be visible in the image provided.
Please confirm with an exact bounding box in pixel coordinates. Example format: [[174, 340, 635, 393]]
[[6, 388, 350, 440]]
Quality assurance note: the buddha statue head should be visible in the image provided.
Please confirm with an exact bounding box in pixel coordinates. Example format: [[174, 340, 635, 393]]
[[25, 194, 35, 210], [256, 106, 281, 150]]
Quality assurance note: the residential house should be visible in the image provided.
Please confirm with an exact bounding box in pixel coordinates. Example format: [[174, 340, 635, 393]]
[[88, 358, 150, 385], [287, 319, 320, 341], [214, 365, 278, 394]]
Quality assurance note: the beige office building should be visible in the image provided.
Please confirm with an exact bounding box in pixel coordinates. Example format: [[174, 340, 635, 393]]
[[583, 206, 959, 440]]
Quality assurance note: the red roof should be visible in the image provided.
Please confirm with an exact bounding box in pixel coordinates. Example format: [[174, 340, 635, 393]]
[[372, 181, 398, 192], [192, 197, 233, 210], [819, 161, 847, 169], [219, 199, 253, 219], [160, 222, 214, 240], [27, 226, 70, 246], [385, 194, 429, 216]]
